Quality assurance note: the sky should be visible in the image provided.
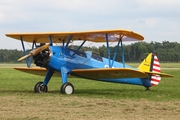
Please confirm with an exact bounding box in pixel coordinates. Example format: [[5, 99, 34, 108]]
[[0, 0, 180, 50]]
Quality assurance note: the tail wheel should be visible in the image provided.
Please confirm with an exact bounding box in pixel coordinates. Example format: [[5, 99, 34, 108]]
[[60, 82, 74, 94], [145, 86, 151, 91], [34, 82, 48, 93]]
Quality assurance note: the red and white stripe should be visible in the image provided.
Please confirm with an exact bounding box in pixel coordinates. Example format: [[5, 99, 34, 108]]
[[151, 54, 161, 86]]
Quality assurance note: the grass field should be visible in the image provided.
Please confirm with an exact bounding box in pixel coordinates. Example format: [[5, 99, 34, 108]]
[[0, 63, 180, 120]]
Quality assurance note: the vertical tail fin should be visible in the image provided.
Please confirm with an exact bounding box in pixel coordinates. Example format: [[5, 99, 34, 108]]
[[138, 53, 161, 86], [150, 54, 161, 86]]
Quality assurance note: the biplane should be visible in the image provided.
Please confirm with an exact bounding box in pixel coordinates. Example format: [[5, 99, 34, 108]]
[[6, 29, 173, 94]]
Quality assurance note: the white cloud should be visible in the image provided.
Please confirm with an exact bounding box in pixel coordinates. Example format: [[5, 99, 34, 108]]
[[143, 18, 159, 28], [0, 12, 4, 22], [137, 0, 180, 6]]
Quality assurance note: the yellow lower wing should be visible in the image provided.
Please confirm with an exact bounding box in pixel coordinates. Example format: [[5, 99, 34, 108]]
[[72, 68, 148, 79], [14, 67, 173, 80], [14, 67, 48, 76], [14, 67, 59, 77]]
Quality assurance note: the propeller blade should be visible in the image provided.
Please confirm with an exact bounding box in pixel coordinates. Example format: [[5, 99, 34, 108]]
[[17, 44, 49, 61], [17, 54, 32, 61], [31, 44, 49, 56]]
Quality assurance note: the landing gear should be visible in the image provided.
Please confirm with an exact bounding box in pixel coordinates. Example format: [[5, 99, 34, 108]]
[[34, 82, 48, 93], [60, 82, 74, 94], [145, 87, 151, 91]]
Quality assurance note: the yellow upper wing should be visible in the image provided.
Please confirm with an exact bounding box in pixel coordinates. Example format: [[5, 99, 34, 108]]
[[6, 29, 144, 43], [72, 68, 148, 79]]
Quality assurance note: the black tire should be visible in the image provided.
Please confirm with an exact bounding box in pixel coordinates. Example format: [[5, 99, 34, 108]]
[[34, 82, 48, 93], [60, 82, 74, 94]]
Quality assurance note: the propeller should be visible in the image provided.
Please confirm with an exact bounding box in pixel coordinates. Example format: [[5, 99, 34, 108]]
[[18, 44, 49, 61]]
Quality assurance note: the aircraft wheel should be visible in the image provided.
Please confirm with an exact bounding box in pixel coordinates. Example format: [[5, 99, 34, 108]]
[[34, 82, 48, 93], [60, 82, 74, 94]]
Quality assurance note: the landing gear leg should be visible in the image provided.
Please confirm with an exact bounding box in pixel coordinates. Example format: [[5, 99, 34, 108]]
[[60, 67, 74, 94], [34, 69, 54, 93]]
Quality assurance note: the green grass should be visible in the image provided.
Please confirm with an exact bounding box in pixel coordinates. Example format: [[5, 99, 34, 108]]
[[0, 64, 180, 120], [0, 68, 179, 101]]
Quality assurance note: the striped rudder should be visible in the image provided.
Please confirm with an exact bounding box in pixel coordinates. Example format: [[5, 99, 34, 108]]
[[138, 53, 162, 87], [150, 54, 161, 86]]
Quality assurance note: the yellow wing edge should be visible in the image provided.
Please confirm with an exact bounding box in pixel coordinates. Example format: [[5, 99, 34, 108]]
[[6, 29, 144, 43], [14, 67, 76, 78], [14, 67, 173, 79], [14, 67, 47, 76], [14, 67, 63, 77], [145, 71, 173, 77], [72, 68, 148, 78]]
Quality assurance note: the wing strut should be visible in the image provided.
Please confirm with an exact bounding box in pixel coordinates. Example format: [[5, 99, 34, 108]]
[[48, 36, 53, 46], [105, 34, 125, 68], [61, 35, 73, 58], [105, 34, 112, 68], [120, 36, 125, 67], [73, 40, 86, 56], [20, 37, 35, 68], [30, 41, 36, 65], [111, 38, 121, 67], [65, 35, 72, 49]]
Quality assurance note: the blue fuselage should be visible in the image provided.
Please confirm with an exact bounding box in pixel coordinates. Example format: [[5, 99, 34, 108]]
[[47, 46, 151, 87]]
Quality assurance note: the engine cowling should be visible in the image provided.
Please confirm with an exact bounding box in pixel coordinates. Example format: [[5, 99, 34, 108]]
[[33, 47, 50, 67]]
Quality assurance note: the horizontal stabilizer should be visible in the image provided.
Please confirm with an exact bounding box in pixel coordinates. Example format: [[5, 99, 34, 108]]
[[145, 71, 173, 77]]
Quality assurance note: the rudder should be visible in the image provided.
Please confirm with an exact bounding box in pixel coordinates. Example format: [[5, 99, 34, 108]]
[[138, 53, 161, 86]]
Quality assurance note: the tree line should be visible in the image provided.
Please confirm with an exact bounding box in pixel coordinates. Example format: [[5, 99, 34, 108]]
[[0, 41, 179, 63]]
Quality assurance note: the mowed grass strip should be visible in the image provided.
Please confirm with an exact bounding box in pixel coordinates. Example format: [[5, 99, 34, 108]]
[[0, 64, 180, 120]]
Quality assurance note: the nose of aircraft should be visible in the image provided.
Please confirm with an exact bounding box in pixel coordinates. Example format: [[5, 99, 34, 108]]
[[18, 44, 49, 61]]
